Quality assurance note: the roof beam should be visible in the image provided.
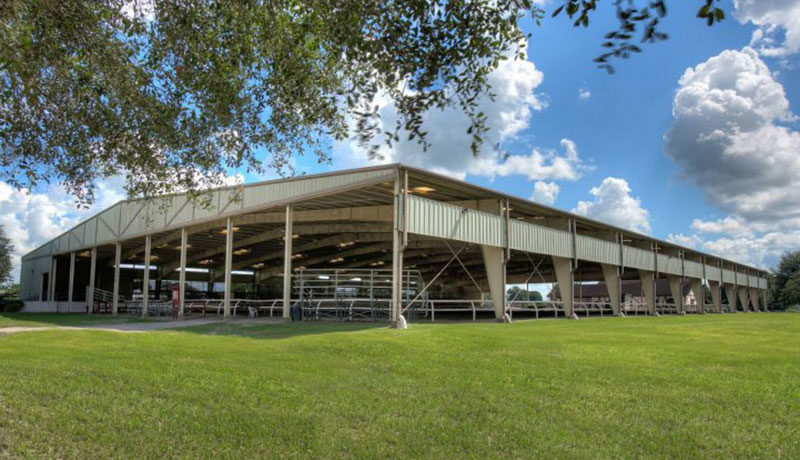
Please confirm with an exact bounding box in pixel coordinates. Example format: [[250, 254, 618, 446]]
[[114, 205, 393, 267]]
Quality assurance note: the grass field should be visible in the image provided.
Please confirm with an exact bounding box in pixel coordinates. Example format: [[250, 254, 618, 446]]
[[0, 314, 798, 459]]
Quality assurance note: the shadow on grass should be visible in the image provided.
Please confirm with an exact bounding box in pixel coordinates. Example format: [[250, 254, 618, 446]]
[[0, 313, 149, 328], [173, 320, 386, 340]]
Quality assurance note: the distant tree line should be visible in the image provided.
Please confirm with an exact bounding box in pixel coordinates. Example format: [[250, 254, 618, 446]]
[[506, 286, 543, 302]]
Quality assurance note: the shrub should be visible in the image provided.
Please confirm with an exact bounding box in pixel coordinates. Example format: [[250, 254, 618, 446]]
[[0, 299, 24, 312]]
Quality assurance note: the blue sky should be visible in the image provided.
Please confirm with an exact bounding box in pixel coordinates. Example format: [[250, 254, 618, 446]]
[[3, 0, 800, 280]]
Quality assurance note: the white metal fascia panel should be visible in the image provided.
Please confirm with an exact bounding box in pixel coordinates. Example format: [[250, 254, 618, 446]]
[[21, 244, 51, 262], [407, 195, 505, 247], [623, 246, 654, 271], [658, 254, 682, 275], [576, 235, 619, 265], [159, 194, 189, 227], [19, 256, 52, 298], [84, 218, 97, 247], [705, 264, 722, 282], [242, 169, 391, 209], [509, 220, 572, 258], [759, 277, 768, 289], [684, 260, 704, 279], [722, 269, 736, 284]]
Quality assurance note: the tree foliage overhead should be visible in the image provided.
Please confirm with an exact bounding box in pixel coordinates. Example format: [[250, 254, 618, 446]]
[[1, 0, 723, 205], [0, 225, 13, 287]]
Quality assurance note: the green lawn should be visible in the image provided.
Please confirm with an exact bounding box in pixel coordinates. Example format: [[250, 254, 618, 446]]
[[0, 313, 148, 328], [0, 314, 798, 459]]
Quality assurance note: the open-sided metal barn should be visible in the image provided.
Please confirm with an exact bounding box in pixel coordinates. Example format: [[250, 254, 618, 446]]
[[18, 164, 770, 324]]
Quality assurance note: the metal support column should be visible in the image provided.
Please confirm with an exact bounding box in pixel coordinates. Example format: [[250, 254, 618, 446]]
[[112, 243, 121, 315], [179, 228, 187, 317], [601, 263, 623, 316], [391, 174, 405, 328], [638, 269, 656, 316], [142, 235, 151, 318], [724, 284, 737, 313], [88, 247, 96, 314], [690, 278, 705, 314], [552, 255, 576, 319], [283, 206, 293, 319], [668, 275, 684, 314], [223, 218, 233, 318], [708, 280, 722, 313], [67, 251, 76, 306], [49, 257, 57, 311], [738, 286, 750, 313]]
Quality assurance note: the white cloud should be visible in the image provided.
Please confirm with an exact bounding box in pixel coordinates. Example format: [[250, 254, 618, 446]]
[[665, 47, 800, 224], [334, 42, 585, 185], [0, 178, 126, 284], [573, 177, 651, 234], [578, 88, 592, 100], [664, 47, 800, 268], [531, 181, 560, 205], [666, 233, 703, 249], [734, 0, 800, 56]]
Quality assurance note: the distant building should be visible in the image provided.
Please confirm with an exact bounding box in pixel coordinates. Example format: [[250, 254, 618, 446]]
[[550, 279, 697, 306]]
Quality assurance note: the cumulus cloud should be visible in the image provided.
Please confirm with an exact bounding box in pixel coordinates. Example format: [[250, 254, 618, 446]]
[[0, 178, 126, 284], [578, 88, 592, 100], [573, 177, 651, 234], [664, 47, 800, 268], [531, 181, 560, 205], [665, 47, 800, 223], [334, 43, 586, 185], [734, 0, 800, 56]]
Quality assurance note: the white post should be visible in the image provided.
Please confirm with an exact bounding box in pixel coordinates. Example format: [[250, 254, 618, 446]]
[[68, 251, 76, 306], [749, 288, 760, 312], [638, 269, 656, 316], [690, 279, 705, 314], [601, 263, 622, 316], [283, 206, 293, 320], [481, 245, 507, 321], [391, 175, 405, 327], [142, 235, 151, 318], [49, 256, 57, 311], [724, 284, 737, 312], [738, 286, 750, 313], [112, 243, 121, 315], [552, 256, 576, 319], [709, 280, 722, 313], [179, 228, 187, 317], [224, 218, 233, 318], [88, 247, 97, 314], [668, 275, 684, 314]]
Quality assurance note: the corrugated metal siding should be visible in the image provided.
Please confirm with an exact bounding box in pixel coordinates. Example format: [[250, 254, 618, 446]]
[[705, 264, 722, 282], [407, 195, 505, 247], [242, 169, 390, 209], [657, 254, 682, 275], [19, 256, 51, 300], [684, 260, 703, 278], [575, 235, 619, 265], [722, 269, 736, 284], [509, 220, 573, 258], [84, 219, 97, 247], [623, 246, 654, 270], [27, 168, 394, 257], [22, 244, 51, 261]]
